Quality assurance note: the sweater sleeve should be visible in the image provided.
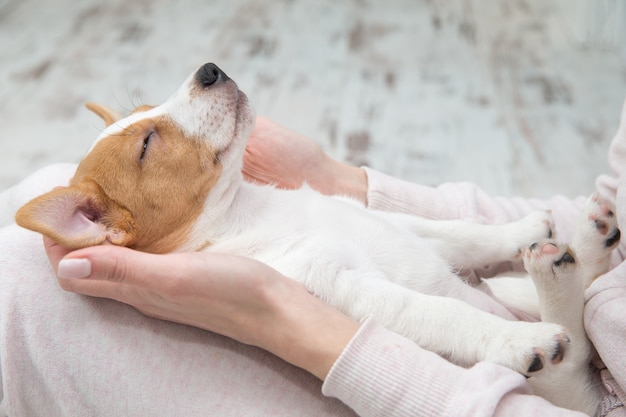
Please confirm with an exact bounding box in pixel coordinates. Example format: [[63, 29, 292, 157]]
[[584, 128, 626, 410], [362, 167, 587, 244], [584, 259, 626, 413], [322, 318, 586, 417]]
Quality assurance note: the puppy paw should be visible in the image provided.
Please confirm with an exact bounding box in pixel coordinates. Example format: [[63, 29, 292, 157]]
[[487, 321, 570, 376], [523, 240, 588, 312], [508, 211, 555, 259], [578, 193, 620, 251], [523, 241, 577, 286], [572, 193, 620, 285]]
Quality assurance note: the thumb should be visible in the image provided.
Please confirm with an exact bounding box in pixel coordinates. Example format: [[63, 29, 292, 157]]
[[54, 244, 160, 301]]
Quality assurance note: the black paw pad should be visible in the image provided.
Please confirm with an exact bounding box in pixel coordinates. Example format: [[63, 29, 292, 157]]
[[527, 355, 543, 373], [605, 228, 621, 248], [594, 219, 609, 234], [551, 343, 565, 363], [554, 252, 575, 267]]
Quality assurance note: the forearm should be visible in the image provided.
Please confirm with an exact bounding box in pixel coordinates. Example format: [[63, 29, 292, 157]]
[[254, 278, 360, 380], [363, 167, 588, 242], [310, 158, 368, 205], [315, 160, 587, 239]]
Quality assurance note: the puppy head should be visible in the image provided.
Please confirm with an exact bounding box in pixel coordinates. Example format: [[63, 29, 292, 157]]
[[15, 63, 255, 253]]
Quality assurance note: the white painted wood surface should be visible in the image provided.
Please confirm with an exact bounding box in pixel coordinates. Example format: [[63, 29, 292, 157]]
[[0, 0, 624, 198]]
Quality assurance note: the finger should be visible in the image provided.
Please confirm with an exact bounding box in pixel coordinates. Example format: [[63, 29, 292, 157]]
[[55, 245, 170, 301]]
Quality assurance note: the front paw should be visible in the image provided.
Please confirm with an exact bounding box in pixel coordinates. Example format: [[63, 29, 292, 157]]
[[487, 321, 570, 376], [509, 211, 555, 259]]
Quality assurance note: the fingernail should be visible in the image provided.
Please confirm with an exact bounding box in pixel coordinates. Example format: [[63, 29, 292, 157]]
[[58, 258, 92, 279]]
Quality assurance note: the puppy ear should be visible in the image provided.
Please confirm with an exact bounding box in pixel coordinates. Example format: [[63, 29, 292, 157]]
[[85, 102, 122, 127], [15, 186, 136, 249]]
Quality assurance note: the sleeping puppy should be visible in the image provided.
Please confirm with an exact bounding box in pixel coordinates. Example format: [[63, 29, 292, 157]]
[[15, 63, 616, 414]]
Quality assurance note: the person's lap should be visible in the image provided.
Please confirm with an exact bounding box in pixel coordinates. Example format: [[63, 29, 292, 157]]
[[0, 165, 354, 416]]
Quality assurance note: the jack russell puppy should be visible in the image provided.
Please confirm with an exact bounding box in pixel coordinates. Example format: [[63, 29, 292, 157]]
[[15, 63, 618, 415]]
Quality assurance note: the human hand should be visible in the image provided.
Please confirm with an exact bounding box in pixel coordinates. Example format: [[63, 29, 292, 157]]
[[44, 237, 359, 380], [244, 117, 369, 203]]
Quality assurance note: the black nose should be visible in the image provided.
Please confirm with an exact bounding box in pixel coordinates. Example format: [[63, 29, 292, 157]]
[[196, 63, 230, 87]]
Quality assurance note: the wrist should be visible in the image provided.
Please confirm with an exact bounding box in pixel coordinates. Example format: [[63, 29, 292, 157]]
[[262, 280, 360, 380], [338, 163, 368, 205], [321, 159, 368, 205], [290, 306, 360, 380]]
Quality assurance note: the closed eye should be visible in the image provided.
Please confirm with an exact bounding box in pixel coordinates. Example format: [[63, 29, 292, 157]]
[[140, 133, 152, 161]]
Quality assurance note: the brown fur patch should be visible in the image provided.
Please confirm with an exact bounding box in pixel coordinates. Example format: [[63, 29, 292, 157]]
[[73, 115, 222, 253]]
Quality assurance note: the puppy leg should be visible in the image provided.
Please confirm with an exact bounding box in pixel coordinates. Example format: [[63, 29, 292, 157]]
[[523, 241, 603, 415], [523, 242, 585, 345], [313, 269, 569, 377], [387, 210, 554, 270]]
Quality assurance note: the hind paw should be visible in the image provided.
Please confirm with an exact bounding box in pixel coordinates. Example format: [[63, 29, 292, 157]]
[[523, 241, 576, 280]]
